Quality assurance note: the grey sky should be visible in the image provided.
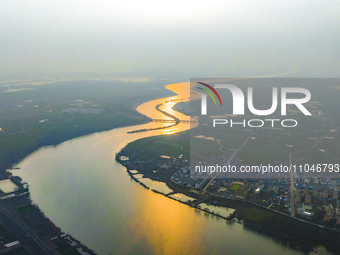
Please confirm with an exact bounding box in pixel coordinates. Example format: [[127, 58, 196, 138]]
[[0, 0, 339, 81]]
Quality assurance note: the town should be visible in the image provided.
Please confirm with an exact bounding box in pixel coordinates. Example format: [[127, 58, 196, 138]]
[[117, 149, 340, 231]]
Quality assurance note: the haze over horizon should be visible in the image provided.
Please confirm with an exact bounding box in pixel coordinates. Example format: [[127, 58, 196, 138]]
[[1, 0, 339, 83]]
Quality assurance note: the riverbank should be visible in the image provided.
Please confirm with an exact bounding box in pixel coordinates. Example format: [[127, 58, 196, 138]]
[[128, 103, 180, 133], [7, 81, 308, 255], [0, 79, 173, 173], [0, 81, 182, 255], [0, 119, 152, 173], [116, 154, 340, 254], [0, 176, 98, 255]]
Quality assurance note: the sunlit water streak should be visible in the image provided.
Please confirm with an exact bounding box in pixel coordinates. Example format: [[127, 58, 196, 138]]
[[12, 82, 302, 255]]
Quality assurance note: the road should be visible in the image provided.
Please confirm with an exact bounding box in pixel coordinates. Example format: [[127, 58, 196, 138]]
[[0, 202, 59, 255], [203, 128, 258, 191]]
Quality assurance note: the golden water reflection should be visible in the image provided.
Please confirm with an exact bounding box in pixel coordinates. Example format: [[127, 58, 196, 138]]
[[129, 82, 301, 255], [131, 82, 205, 254], [136, 82, 194, 135], [13, 81, 303, 255], [131, 192, 204, 255]]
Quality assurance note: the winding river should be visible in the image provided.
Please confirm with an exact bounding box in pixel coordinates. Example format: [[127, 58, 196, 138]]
[[13, 83, 301, 255]]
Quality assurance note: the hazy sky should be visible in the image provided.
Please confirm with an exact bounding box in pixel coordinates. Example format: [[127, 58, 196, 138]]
[[0, 0, 339, 82]]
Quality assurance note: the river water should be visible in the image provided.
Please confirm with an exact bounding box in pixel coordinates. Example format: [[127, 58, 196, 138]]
[[13, 82, 301, 255]]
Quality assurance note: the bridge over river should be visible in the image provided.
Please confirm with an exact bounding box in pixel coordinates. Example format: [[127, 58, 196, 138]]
[[152, 119, 198, 123]]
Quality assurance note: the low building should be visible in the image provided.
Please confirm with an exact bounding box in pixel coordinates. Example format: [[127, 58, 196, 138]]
[[323, 189, 329, 199], [305, 192, 312, 203], [334, 191, 338, 200], [254, 184, 264, 194], [336, 200, 340, 225], [324, 203, 334, 221], [295, 190, 301, 203]]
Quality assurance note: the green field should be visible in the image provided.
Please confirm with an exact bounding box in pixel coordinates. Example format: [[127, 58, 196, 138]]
[[124, 132, 190, 160], [189, 80, 340, 167], [0, 223, 17, 244], [0, 80, 171, 171], [56, 241, 80, 255], [229, 183, 242, 191], [123, 127, 222, 161], [16, 204, 39, 216]]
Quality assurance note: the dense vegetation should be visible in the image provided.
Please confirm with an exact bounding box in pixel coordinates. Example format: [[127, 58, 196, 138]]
[[0, 79, 172, 171]]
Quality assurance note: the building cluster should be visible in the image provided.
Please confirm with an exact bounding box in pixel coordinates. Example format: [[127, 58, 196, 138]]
[[170, 162, 340, 227], [294, 178, 340, 223], [170, 166, 209, 189], [121, 148, 340, 228]]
